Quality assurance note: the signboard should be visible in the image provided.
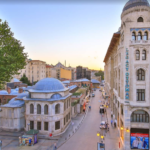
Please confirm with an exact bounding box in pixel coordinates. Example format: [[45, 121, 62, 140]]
[[97, 143, 105, 150], [125, 48, 129, 100], [131, 133, 149, 149]]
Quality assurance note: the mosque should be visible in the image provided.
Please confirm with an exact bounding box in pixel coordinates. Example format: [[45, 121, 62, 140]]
[[0, 78, 72, 136]]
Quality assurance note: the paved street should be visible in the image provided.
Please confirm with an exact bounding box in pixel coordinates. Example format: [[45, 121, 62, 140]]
[[58, 89, 123, 150]]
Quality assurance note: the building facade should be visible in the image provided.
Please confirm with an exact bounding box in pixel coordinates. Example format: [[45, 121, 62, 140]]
[[24, 78, 72, 135], [104, 0, 150, 149], [13, 60, 46, 83]]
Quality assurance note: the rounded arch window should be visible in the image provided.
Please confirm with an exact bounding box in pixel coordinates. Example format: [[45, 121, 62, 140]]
[[55, 104, 60, 114], [137, 17, 144, 22], [142, 50, 146, 60], [30, 104, 34, 114], [137, 69, 145, 81], [51, 94, 62, 99], [37, 104, 41, 114], [144, 31, 148, 40], [132, 32, 136, 40], [138, 32, 142, 41], [136, 50, 140, 60], [44, 104, 48, 114], [131, 110, 149, 122]]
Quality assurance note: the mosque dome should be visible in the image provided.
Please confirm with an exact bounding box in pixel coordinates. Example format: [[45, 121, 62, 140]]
[[0, 90, 8, 95], [33, 78, 66, 92], [123, 0, 150, 12]]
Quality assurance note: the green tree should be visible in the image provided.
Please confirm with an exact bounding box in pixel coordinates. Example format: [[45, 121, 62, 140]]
[[20, 74, 31, 85], [0, 19, 27, 89], [95, 70, 104, 80]]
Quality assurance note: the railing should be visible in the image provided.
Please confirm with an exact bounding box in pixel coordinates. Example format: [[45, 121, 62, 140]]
[[130, 40, 150, 45]]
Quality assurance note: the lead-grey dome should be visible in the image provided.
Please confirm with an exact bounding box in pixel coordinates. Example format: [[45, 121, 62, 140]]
[[33, 78, 66, 91], [123, 0, 150, 12]]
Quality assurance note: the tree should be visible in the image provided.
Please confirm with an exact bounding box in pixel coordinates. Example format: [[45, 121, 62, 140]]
[[0, 19, 27, 89], [95, 70, 104, 80], [20, 74, 31, 86]]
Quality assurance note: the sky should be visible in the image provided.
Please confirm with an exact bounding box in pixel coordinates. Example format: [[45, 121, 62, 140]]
[[0, 0, 127, 70]]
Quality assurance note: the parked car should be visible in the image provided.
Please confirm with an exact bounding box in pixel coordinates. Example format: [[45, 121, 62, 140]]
[[100, 121, 106, 129], [99, 107, 104, 114], [92, 93, 95, 97]]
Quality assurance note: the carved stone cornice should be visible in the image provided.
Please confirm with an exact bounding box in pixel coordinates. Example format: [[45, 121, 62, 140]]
[[134, 64, 149, 69]]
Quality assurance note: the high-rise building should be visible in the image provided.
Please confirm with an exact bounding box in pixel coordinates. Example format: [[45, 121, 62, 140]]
[[104, 0, 150, 149]]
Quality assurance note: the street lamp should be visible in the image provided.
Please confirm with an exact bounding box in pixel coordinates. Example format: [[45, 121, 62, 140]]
[[27, 123, 30, 131]]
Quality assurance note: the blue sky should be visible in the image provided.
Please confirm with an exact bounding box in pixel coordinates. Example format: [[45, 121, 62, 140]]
[[0, 1, 126, 70]]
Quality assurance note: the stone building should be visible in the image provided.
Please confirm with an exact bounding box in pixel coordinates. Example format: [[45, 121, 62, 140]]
[[104, 0, 150, 149], [24, 78, 72, 135]]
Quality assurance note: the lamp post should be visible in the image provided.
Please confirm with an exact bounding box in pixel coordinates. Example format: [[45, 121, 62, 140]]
[[27, 123, 30, 131]]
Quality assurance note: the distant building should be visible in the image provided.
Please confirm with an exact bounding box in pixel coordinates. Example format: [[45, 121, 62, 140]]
[[76, 66, 83, 79], [46, 64, 52, 78], [86, 70, 91, 80]]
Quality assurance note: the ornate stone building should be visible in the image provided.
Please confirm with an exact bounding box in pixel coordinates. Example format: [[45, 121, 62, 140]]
[[24, 78, 72, 135], [0, 78, 72, 136], [104, 0, 150, 149]]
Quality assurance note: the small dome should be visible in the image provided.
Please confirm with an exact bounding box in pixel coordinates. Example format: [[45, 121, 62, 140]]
[[33, 78, 66, 92], [51, 94, 62, 99], [0, 90, 8, 95], [123, 0, 150, 12]]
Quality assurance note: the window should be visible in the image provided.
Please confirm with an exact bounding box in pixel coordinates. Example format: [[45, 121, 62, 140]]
[[138, 32, 142, 41], [69, 112, 70, 120], [131, 110, 149, 122], [55, 104, 60, 114], [44, 122, 48, 131], [137, 17, 144, 22], [55, 121, 60, 130], [142, 50, 146, 60], [132, 32, 136, 40], [44, 105, 48, 114], [64, 101, 66, 111], [137, 89, 145, 101], [37, 104, 41, 114], [37, 122, 41, 130], [144, 32, 148, 40], [66, 115, 68, 122], [137, 69, 145, 81], [64, 118, 65, 125], [30, 104, 34, 114], [30, 121, 34, 129], [121, 105, 123, 116], [136, 50, 140, 60]]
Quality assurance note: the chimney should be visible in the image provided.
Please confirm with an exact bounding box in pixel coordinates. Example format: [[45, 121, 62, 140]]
[[7, 86, 11, 94], [19, 87, 23, 93]]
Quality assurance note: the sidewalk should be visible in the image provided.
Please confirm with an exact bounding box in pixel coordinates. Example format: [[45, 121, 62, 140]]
[[105, 106, 124, 150]]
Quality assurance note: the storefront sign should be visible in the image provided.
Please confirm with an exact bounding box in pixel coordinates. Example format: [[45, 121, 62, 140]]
[[131, 133, 149, 149], [125, 48, 129, 100]]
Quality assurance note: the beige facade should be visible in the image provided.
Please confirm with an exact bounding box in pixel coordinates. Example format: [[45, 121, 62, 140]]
[[104, 1, 150, 149], [13, 60, 46, 83]]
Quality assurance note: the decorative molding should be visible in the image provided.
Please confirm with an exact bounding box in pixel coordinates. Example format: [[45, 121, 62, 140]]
[[130, 28, 150, 32], [134, 64, 149, 69]]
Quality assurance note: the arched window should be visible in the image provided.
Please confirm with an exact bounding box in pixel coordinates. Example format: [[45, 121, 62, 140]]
[[55, 104, 60, 114], [138, 32, 142, 40], [142, 50, 146, 60], [136, 50, 140, 60], [137, 17, 143, 22], [44, 104, 48, 114], [131, 110, 149, 122], [37, 104, 41, 114], [64, 101, 66, 111], [132, 32, 136, 40], [144, 32, 148, 40], [137, 69, 145, 81], [30, 104, 34, 114]]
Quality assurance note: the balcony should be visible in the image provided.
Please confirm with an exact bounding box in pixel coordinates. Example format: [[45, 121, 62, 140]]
[[130, 40, 150, 45]]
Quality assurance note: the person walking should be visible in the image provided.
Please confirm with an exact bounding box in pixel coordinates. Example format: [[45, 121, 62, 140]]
[[111, 119, 113, 127], [53, 143, 57, 150], [111, 111, 113, 118]]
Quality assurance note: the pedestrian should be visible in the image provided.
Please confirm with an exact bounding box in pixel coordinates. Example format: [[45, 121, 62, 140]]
[[111, 119, 113, 126], [114, 121, 116, 128], [114, 119, 117, 127], [111, 111, 113, 118], [53, 143, 57, 150]]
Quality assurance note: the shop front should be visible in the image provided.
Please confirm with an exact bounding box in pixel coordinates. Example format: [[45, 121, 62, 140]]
[[130, 128, 149, 149]]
